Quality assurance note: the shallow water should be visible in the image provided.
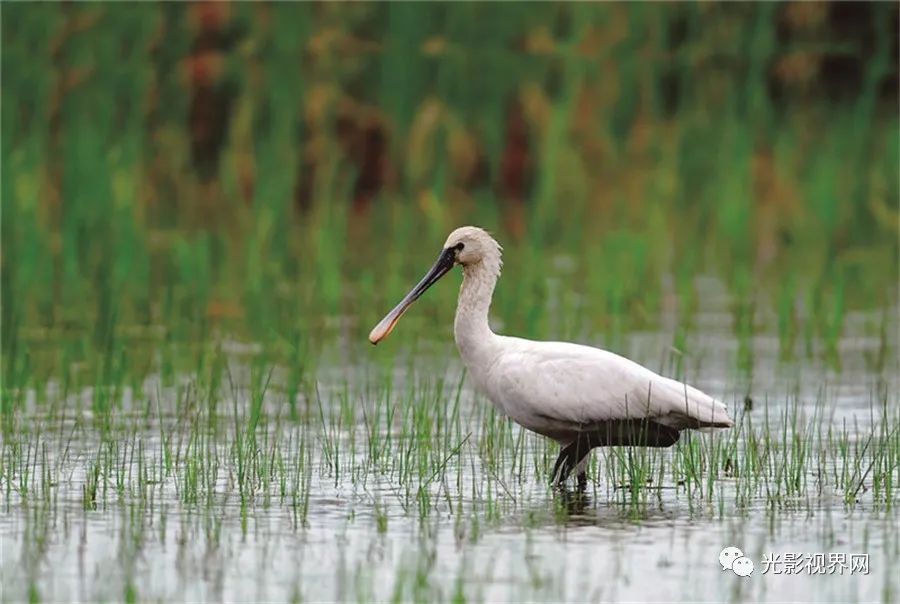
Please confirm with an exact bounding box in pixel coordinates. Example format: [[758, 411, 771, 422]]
[[4, 493, 897, 602], [2, 305, 898, 603]]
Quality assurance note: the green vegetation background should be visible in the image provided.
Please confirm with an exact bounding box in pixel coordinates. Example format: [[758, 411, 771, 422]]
[[2, 3, 898, 389]]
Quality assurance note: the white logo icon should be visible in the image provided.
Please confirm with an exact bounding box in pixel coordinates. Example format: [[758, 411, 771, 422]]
[[719, 546, 754, 576], [719, 546, 744, 571], [732, 556, 754, 576]]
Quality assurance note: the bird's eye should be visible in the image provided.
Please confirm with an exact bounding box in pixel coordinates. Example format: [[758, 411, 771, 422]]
[[455, 243, 465, 251]]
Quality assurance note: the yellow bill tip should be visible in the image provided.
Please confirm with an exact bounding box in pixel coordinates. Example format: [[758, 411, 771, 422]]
[[368, 312, 402, 345]]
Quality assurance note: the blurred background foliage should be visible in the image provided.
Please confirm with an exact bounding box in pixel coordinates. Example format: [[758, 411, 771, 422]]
[[2, 2, 898, 383]]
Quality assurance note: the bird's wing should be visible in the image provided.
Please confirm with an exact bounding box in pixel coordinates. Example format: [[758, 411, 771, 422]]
[[487, 338, 733, 430]]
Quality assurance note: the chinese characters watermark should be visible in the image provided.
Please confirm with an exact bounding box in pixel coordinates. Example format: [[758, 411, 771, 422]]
[[719, 547, 870, 577], [760, 552, 869, 575]]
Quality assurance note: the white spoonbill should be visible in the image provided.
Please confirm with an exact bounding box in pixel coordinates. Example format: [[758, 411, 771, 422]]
[[369, 226, 734, 486]]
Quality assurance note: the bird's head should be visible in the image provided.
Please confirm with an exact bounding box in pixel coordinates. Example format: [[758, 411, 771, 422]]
[[441, 226, 502, 267], [368, 226, 501, 344]]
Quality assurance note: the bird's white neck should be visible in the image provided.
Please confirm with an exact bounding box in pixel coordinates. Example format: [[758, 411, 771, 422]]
[[454, 252, 502, 365]]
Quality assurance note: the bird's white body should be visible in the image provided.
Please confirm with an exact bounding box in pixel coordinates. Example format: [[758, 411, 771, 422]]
[[461, 335, 731, 442], [449, 229, 733, 445], [370, 226, 733, 484]]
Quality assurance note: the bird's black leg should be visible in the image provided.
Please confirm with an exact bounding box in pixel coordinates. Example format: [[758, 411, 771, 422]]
[[576, 469, 588, 491], [573, 440, 593, 491], [551, 434, 593, 488], [551, 446, 574, 486]]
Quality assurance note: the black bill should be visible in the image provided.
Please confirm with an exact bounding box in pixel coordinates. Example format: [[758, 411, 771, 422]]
[[368, 247, 457, 344]]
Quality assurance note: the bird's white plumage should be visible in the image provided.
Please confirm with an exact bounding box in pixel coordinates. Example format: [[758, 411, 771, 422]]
[[470, 336, 733, 442], [372, 225, 734, 457]]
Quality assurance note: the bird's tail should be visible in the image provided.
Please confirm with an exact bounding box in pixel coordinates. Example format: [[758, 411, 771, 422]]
[[654, 376, 735, 430]]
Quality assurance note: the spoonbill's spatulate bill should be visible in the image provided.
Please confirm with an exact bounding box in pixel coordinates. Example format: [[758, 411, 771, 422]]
[[369, 226, 734, 487]]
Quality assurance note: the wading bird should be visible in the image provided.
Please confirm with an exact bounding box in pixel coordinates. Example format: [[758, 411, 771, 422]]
[[369, 226, 734, 487]]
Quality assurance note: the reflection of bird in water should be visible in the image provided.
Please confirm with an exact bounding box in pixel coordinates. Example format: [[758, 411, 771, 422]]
[[555, 485, 592, 517], [370, 227, 734, 487]]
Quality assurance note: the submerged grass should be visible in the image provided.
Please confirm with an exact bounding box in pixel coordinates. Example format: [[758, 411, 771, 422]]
[[2, 325, 898, 600], [4, 350, 898, 520]]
